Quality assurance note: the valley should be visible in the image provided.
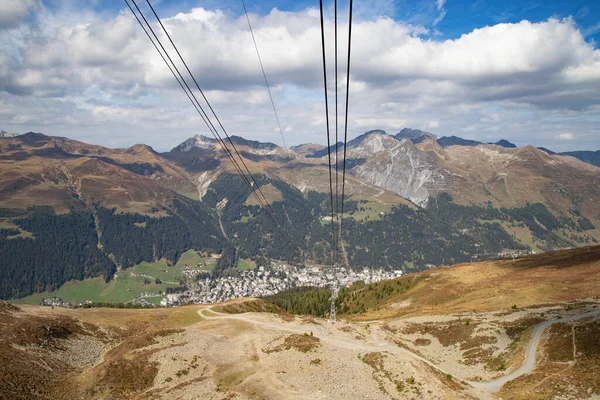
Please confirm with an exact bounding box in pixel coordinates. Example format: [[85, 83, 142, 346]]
[[14, 255, 402, 308], [1, 129, 598, 303], [1, 129, 599, 399]]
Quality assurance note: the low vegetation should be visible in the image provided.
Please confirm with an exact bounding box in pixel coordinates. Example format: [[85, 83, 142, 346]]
[[215, 299, 284, 314], [501, 319, 600, 399], [260, 245, 600, 322], [264, 286, 332, 317], [361, 352, 407, 395], [504, 316, 546, 340], [264, 333, 321, 353]]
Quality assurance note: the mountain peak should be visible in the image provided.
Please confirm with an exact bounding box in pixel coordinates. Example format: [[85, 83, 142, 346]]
[[304, 131, 388, 159], [538, 147, 556, 155], [395, 128, 437, 144], [127, 143, 157, 155], [491, 139, 517, 148], [21, 131, 48, 139], [345, 130, 401, 157], [229, 136, 278, 151], [437, 136, 482, 148], [347, 130, 389, 147], [171, 135, 218, 152]]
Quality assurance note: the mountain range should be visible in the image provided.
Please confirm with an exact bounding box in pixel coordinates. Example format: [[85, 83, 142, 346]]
[[0, 128, 598, 299]]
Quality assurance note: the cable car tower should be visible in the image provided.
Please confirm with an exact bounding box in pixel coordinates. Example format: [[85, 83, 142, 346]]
[[329, 284, 338, 322]]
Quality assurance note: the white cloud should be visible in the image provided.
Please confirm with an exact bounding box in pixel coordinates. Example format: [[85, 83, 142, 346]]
[[0, 5, 599, 152], [433, 0, 447, 26], [583, 20, 600, 37], [0, 0, 36, 29], [556, 133, 574, 140]]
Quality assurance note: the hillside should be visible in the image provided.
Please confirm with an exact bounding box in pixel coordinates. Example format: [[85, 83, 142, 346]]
[[1, 130, 599, 301], [0, 132, 199, 212], [333, 245, 600, 319], [559, 150, 600, 167], [2, 247, 599, 399]]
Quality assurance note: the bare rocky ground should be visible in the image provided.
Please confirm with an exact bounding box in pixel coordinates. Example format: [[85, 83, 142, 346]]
[[383, 301, 600, 384], [2, 299, 599, 399], [142, 309, 486, 400]]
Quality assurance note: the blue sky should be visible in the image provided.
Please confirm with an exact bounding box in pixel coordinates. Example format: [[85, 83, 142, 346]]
[[105, 0, 600, 41], [39, 0, 600, 42], [437, 0, 599, 39], [0, 0, 599, 151]]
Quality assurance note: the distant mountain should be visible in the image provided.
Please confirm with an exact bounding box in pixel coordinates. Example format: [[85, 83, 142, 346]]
[[1, 129, 600, 301], [305, 141, 345, 158], [229, 135, 278, 152], [538, 147, 556, 155], [536, 147, 599, 167], [559, 150, 600, 168], [0, 130, 19, 138], [0, 132, 198, 212], [344, 130, 449, 205], [437, 136, 482, 148], [491, 139, 517, 148], [171, 135, 218, 152], [305, 130, 390, 158], [395, 128, 437, 144], [346, 129, 390, 147], [291, 143, 325, 157]]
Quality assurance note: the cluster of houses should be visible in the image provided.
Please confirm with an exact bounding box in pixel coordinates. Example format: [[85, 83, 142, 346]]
[[133, 298, 154, 307], [40, 296, 72, 308], [158, 263, 403, 307], [497, 249, 537, 260], [39, 260, 405, 309]]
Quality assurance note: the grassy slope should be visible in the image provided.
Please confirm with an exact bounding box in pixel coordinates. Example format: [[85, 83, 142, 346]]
[[237, 258, 256, 271], [12, 274, 175, 305], [17, 303, 204, 329], [13, 250, 215, 305], [245, 183, 283, 206], [477, 219, 543, 252], [345, 200, 391, 222], [338, 245, 600, 321], [12, 249, 246, 305]]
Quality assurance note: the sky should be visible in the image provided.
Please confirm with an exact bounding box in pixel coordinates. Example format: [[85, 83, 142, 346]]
[[0, 0, 599, 152]]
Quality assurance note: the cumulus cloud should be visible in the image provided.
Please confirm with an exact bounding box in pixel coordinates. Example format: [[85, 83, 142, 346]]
[[0, 0, 37, 29], [0, 4, 599, 152], [556, 133, 574, 140]]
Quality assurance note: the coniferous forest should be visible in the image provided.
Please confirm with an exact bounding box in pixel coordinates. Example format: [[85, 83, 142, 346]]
[[0, 172, 584, 299]]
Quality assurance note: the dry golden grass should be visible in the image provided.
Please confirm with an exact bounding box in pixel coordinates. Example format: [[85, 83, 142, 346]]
[[264, 333, 321, 354], [79, 328, 185, 399], [244, 183, 283, 206], [1, 302, 195, 400], [21, 304, 204, 330], [216, 298, 285, 314], [0, 304, 108, 400], [499, 319, 600, 400], [343, 245, 600, 321]]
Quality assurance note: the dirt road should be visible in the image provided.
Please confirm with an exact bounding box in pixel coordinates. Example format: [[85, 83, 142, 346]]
[[470, 308, 600, 393]]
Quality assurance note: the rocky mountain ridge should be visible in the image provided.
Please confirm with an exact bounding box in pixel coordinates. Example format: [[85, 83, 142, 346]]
[[1, 128, 598, 218], [1, 128, 599, 301]]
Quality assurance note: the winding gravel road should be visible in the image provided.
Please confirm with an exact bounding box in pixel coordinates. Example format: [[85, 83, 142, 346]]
[[469, 308, 600, 393]]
